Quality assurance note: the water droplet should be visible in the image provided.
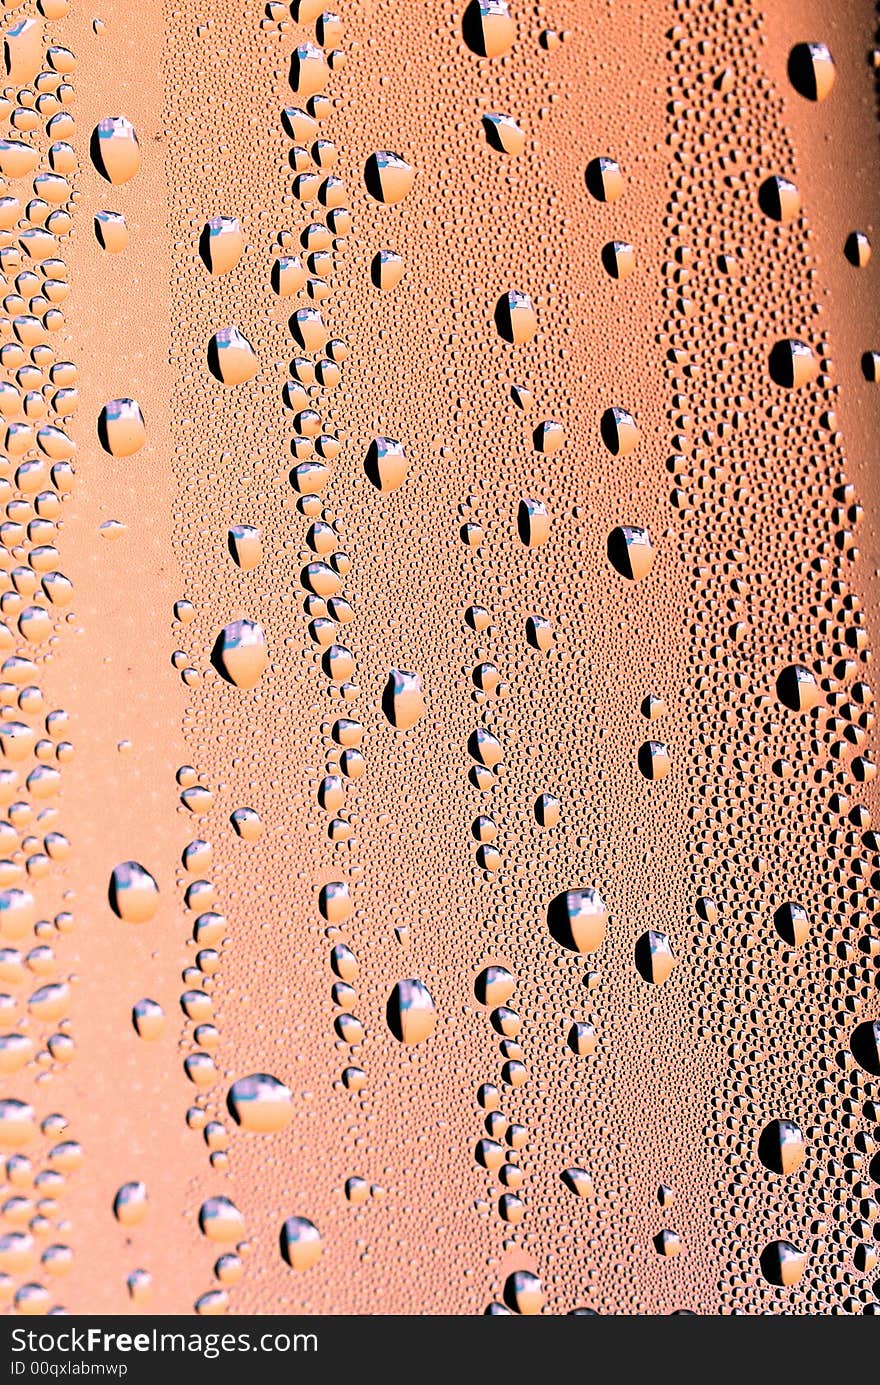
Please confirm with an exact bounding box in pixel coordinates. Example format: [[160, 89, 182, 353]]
[[844, 230, 871, 268], [503, 1268, 544, 1314], [495, 290, 536, 345], [382, 669, 425, 730], [113, 1182, 147, 1227], [227, 1073, 293, 1133], [637, 741, 671, 781], [280, 1216, 322, 1270], [534, 792, 560, 827], [547, 888, 608, 953], [211, 619, 268, 690], [481, 112, 524, 155], [757, 1119, 805, 1175], [850, 1019, 880, 1077], [474, 964, 515, 1006], [227, 525, 262, 571], [759, 1239, 807, 1286], [370, 249, 404, 291], [199, 216, 244, 276], [600, 406, 639, 456], [289, 42, 329, 98], [386, 978, 436, 1044], [132, 998, 164, 1039], [607, 525, 655, 580], [768, 338, 817, 389], [772, 901, 810, 947], [653, 1229, 681, 1257], [363, 151, 415, 205], [364, 436, 408, 493], [776, 663, 820, 713], [462, 1, 515, 59], [585, 156, 623, 202], [94, 210, 128, 253], [0, 1099, 34, 1146], [567, 1021, 598, 1055], [788, 42, 836, 102], [517, 497, 550, 547], [230, 806, 262, 841], [601, 240, 635, 279], [199, 1197, 245, 1243], [98, 399, 146, 457], [108, 862, 159, 924], [758, 175, 801, 223], [561, 1167, 593, 1197], [90, 116, 141, 184], [207, 327, 258, 386], [634, 930, 676, 984]]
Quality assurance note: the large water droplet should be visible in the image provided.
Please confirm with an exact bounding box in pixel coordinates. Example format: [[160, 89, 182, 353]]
[[108, 861, 159, 923], [227, 1073, 293, 1133], [547, 888, 608, 953], [386, 978, 436, 1044], [280, 1216, 322, 1270], [90, 116, 141, 184], [211, 620, 268, 690], [382, 669, 425, 730], [208, 327, 258, 386]]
